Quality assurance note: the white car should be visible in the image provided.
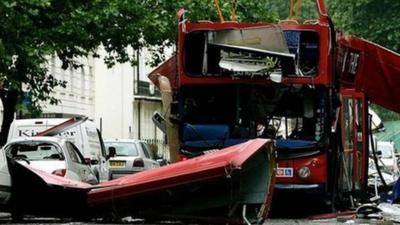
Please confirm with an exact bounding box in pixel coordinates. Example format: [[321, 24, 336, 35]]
[[7, 117, 110, 182], [4, 136, 98, 185], [104, 139, 160, 179], [377, 141, 398, 172]]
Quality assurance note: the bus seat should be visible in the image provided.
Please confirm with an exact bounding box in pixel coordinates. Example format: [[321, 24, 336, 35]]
[[276, 139, 317, 149], [181, 124, 229, 149]]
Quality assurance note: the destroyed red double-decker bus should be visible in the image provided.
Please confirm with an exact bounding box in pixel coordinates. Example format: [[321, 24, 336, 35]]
[[2, 0, 400, 222], [148, 0, 400, 208], [171, 16, 339, 198]]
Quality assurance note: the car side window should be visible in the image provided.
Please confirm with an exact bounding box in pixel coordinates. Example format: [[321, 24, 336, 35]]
[[66, 142, 84, 164], [140, 142, 152, 159]]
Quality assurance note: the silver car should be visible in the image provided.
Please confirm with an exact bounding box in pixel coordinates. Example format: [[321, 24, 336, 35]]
[[105, 139, 160, 179], [4, 136, 98, 184]]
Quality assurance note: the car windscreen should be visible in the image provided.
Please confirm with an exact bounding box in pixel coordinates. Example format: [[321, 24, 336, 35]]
[[5, 141, 64, 161], [105, 142, 139, 157]]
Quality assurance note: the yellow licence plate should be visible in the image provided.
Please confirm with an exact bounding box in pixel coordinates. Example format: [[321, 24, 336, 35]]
[[110, 161, 126, 168]]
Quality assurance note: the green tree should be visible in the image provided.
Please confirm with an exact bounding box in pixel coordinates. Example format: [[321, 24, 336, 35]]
[[328, 0, 400, 120], [328, 0, 400, 52], [0, 0, 178, 145]]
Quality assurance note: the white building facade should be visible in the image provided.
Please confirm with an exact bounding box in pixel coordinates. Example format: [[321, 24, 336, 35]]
[[38, 49, 166, 155], [43, 56, 96, 119]]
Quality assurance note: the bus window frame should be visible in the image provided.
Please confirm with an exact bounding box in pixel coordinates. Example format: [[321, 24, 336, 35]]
[[178, 22, 332, 86]]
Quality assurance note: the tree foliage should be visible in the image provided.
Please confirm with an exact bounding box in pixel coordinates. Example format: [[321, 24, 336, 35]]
[[0, 0, 178, 144], [1, 0, 399, 144], [328, 0, 400, 53], [327, 0, 400, 121]]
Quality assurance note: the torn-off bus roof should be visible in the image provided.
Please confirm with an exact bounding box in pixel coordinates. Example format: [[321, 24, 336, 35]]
[[337, 35, 400, 113]]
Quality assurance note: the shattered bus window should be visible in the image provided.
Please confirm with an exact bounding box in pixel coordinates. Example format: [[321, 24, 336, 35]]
[[184, 26, 296, 78], [184, 27, 319, 79], [180, 84, 326, 143]]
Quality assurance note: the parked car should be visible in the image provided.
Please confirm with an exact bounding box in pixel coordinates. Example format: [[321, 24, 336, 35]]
[[369, 140, 399, 188], [4, 136, 99, 185], [104, 139, 160, 179], [377, 141, 398, 172], [7, 117, 110, 182]]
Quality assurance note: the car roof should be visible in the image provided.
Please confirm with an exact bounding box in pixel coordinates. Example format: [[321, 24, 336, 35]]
[[11, 118, 69, 126], [6, 136, 67, 145], [104, 139, 143, 143], [378, 141, 395, 147]]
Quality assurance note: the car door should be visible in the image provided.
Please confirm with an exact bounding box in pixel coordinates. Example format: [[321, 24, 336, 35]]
[[65, 142, 96, 184], [0, 148, 11, 205], [139, 142, 159, 169], [96, 129, 109, 182]]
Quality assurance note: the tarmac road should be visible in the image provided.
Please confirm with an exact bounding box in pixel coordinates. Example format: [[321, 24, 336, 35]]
[[0, 187, 391, 224], [0, 213, 391, 225], [0, 219, 391, 224]]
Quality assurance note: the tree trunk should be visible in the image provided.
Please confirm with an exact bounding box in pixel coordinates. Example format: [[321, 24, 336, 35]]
[[0, 90, 18, 146]]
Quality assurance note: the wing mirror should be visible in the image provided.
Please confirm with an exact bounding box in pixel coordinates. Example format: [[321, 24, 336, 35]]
[[84, 158, 91, 165], [107, 146, 116, 160]]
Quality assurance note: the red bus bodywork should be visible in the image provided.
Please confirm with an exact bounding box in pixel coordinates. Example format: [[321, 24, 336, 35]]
[[178, 23, 334, 193], [170, 3, 339, 196], [148, 0, 400, 206]]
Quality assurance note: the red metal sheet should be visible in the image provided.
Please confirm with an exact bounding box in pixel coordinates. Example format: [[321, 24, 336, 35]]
[[35, 116, 88, 136], [147, 54, 177, 91], [6, 139, 275, 223], [337, 35, 400, 113], [89, 138, 272, 204], [87, 138, 276, 223], [6, 158, 91, 218], [26, 165, 92, 189]]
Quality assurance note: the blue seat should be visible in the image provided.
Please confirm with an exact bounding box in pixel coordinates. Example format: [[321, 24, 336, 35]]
[[276, 139, 317, 149], [181, 124, 229, 150], [224, 139, 248, 146]]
